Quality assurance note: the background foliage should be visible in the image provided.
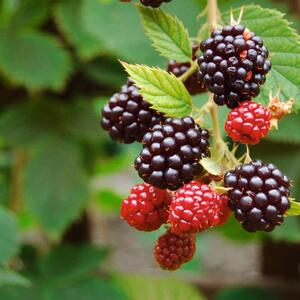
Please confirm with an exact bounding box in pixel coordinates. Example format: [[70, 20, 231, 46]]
[[0, 0, 299, 299]]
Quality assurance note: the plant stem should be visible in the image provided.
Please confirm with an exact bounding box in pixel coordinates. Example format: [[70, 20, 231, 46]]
[[208, 0, 218, 31], [178, 60, 198, 82]]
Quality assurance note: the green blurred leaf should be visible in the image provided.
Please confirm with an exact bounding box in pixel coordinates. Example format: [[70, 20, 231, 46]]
[[23, 135, 89, 237], [95, 188, 123, 213], [0, 30, 71, 91], [121, 62, 192, 117], [0, 269, 30, 287], [267, 114, 300, 144], [139, 5, 192, 62], [0, 206, 19, 265], [40, 245, 108, 281], [286, 200, 300, 217], [117, 275, 207, 300], [215, 287, 279, 300], [224, 6, 300, 111], [270, 217, 300, 242], [54, 0, 104, 61], [5, 0, 49, 29]]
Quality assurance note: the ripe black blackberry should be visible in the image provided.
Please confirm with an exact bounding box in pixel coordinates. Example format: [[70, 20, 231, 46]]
[[168, 45, 205, 95], [198, 24, 271, 108], [140, 0, 172, 8], [134, 117, 210, 190], [101, 81, 164, 144], [224, 160, 291, 232]]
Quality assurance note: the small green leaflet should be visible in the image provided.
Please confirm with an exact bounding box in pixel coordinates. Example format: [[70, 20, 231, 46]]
[[138, 5, 192, 62], [121, 61, 192, 117], [224, 5, 300, 111], [286, 199, 300, 216]]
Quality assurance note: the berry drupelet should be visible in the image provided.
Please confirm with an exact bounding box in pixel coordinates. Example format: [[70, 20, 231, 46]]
[[169, 181, 226, 234], [225, 101, 272, 144], [120, 183, 171, 231], [198, 24, 271, 108], [140, 0, 172, 8], [154, 230, 196, 270], [134, 117, 210, 190], [168, 45, 205, 95], [224, 160, 291, 232], [101, 81, 164, 144]]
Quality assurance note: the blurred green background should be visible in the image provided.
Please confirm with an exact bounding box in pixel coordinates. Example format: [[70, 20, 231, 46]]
[[0, 0, 299, 299]]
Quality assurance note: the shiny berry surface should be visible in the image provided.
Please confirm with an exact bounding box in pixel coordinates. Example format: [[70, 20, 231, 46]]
[[225, 101, 271, 144], [154, 230, 196, 270], [140, 0, 172, 8], [121, 183, 171, 231], [101, 81, 164, 144], [224, 160, 291, 232], [169, 181, 224, 234], [134, 117, 210, 190], [198, 25, 271, 108]]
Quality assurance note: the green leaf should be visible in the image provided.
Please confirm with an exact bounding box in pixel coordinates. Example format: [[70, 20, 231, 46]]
[[95, 188, 123, 214], [201, 157, 222, 176], [270, 217, 300, 242], [40, 245, 108, 281], [121, 62, 192, 117], [0, 30, 71, 91], [224, 5, 300, 110], [117, 275, 207, 300], [138, 5, 192, 62], [286, 199, 300, 216], [0, 269, 30, 287], [267, 114, 300, 144], [23, 135, 89, 237], [0, 207, 19, 265], [54, 0, 104, 61], [6, 0, 49, 29]]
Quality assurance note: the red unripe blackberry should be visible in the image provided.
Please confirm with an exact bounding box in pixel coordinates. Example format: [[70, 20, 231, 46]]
[[140, 0, 172, 8], [225, 101, 271, 145], [198, 25, 271, 108], [168, 45, 205, 95], [154, 230, 196, 271], [224, 160, 291, 232], [101, 81, 164, 144], [120, 183, 171, 231], [218, 194, 231, 226], [169, 181, 223, 234], [134, 117, 210, 190]]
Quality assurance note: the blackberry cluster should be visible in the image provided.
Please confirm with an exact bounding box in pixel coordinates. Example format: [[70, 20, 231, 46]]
[[169, 181, 223, 234], [140, 0, 172, 8], [154, 230, 196, 271], [134, 117, 210, 190], [121, 183, 171, 231], [101, 81, 164, 144], [168, 45, 205, 95], [198, 25, 271, 108], [224, 160, 291, 232]]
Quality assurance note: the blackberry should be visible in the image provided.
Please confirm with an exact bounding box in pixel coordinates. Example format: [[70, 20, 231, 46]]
[[169, 181, 223, 234], [154, 230, 196, 271], [101, 81, 164, 144], [225, 101, 272, 145], [224, 160, 291, 232], [198, 25, 271, 108], [140, 0, 172, 8], [168, 45, 205, 95], [134, 117, 210, 190], [121, 183, 171, 231]]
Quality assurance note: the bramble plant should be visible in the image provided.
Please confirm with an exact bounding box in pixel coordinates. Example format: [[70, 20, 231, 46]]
[[103, 0, 300, 270]]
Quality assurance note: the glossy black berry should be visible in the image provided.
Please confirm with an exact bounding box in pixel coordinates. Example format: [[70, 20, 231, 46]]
[[140, 0, 172, 8], [224, 160, 291, 232], [101, 81, 164, 144], [135, 117, 210, 190], [198, 25, 271, 108], [168, 45, 206, 95]]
